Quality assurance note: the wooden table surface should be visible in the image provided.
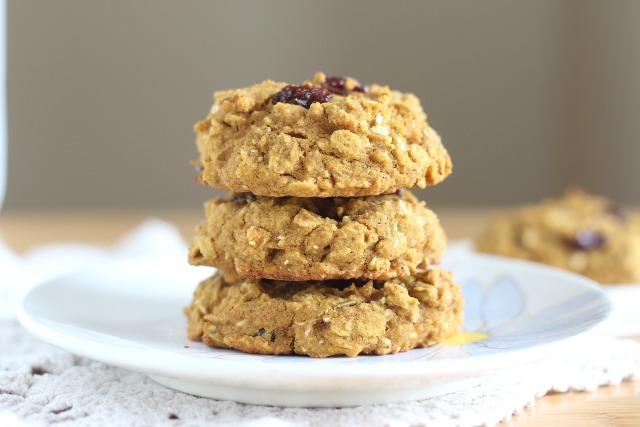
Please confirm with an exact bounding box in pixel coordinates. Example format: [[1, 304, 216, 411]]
[[1, 208, 638, 426]]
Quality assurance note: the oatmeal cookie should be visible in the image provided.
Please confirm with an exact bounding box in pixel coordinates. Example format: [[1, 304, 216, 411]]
[[189, 190, 446, 281], [185, 268, 464, 358], [476, 188, 640, 284], [194, 72, 451, 197]]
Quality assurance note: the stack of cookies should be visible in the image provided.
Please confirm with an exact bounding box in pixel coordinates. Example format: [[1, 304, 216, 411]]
[[184, 73, 464, 357]]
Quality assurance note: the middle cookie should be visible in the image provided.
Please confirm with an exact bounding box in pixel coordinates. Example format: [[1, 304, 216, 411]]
[[189, 190, 446, 281]]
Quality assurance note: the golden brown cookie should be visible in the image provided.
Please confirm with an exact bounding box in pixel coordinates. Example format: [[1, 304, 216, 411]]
[[189, 190, 446, 281], [194, 72, 451, 197], [185, 268, 464, 358], [476, 188, 640, 284]]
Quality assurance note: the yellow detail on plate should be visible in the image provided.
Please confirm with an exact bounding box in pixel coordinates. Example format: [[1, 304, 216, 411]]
[[443, 332, 489, 345]]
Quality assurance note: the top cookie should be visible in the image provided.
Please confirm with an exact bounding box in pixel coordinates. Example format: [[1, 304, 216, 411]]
[[194, 72, 452, 197]]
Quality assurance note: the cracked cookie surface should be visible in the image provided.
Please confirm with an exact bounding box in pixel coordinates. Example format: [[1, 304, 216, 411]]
[[184, 268, 463, 358], [476, 188, 640, 284], [194, 72, 451, 197], [189, 190, 446, 281]]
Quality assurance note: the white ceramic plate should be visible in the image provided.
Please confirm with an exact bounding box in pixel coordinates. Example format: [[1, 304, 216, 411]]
[[17, 253, 612, 407], [449, 238, 640, 337]]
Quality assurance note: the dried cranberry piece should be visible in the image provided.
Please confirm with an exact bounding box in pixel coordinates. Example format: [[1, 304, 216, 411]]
[[255, 328, 276, 342], [271, 84, 333, 109], [603, 203, 627, 221], [567, 230, 607, 250], [193, 162, 206, 185], [228, 193, 256, 203], [324, 76, 368, 95]]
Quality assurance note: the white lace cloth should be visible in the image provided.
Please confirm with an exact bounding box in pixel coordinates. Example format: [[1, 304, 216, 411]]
[[1, 220, 639, 427]]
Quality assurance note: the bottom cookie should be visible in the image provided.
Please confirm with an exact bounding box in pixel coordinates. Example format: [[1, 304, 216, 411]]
[[185, 269, 464, 358]]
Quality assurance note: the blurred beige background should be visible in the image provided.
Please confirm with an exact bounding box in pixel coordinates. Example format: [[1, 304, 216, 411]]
[[5, 0, 640, 210]]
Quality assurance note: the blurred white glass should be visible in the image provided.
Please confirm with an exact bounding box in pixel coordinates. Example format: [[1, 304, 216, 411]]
[[0, 1, 5, 209]]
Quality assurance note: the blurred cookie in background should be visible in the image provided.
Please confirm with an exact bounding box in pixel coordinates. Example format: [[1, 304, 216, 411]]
[[476, 187, 640, 284]]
